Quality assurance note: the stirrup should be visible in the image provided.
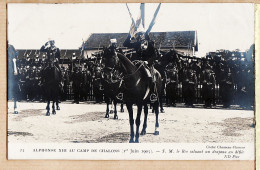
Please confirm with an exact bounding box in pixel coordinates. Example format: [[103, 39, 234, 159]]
[[116, 93, 123, 100], [150, 93, 158, 102]]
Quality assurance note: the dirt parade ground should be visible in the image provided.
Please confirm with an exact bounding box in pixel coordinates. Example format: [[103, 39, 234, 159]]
[[7, 101, 255, 143]]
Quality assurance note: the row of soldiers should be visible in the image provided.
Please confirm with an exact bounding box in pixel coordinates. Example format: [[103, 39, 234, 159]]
[[162, 49, 254, 109], [13, 47, 254, 109]]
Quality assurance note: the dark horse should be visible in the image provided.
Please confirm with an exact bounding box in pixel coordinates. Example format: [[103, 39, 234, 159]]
[[107, 50, 162, 143], [8, 44, 20, 114], [41, 57, 62, 116], [102, 47, 124, 119]]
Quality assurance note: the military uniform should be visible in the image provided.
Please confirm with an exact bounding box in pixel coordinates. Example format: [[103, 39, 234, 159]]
[[201, 65, 216, 108], [220, 66, 234, 108], [165, 63, 179, 106], [182, 63, 197, 107], [123, 32, 159, 102], [71, 66, 82, 104], [92, 66, 104, 103]]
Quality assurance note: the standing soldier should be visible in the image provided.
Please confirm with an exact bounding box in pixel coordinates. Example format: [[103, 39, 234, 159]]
[[220, 66, 234, 108], [165, 62, 179, 107], [33, 54, 41, 67], [41, 54, 47, 68], [71, 66, 82, 104], [183, 61, 197, 107], [180, 59, 189, 104], [27, 66, 36, 101], [80, 64, 92, 101], [92, 65, 104, 103], [201, 63, 216, 108], [25, 54, 32, 66], [62, 67, 70, 101], [34, 66, 42, 101]]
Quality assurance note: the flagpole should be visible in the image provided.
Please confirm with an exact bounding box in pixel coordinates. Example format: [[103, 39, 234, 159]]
[[126, 3, 137, 29], [146, 3, 161, 34], [141, 3, 145, 29]]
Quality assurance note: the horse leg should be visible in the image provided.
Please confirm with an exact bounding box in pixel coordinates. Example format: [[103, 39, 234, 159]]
[[126, 103, 134, 143], [110, 100, 114, 114], [141, 104, 148, 135], [46, 101, 50, 116], [160, 96, 165, 113], [56, 101, 60, 110], [135, 103, 142, 143], [114, 101, 118, 119], [120, 103, 124, 112], [154, 102, 160, 135], [105, 100, 109, 118], [52, 101, 56, 115]]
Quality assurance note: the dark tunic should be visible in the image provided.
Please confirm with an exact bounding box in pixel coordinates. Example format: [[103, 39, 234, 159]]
[[123, 34, 157, 64]]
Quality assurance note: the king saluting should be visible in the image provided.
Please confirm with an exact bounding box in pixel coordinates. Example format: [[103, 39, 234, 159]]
[[123, 3, 161, 102]]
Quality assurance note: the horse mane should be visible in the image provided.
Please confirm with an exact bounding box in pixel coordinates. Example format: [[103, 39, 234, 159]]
[[116, 53, 137, 75]]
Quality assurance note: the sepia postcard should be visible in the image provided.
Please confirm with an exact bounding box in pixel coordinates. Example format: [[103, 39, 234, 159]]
[[7, 3, 255, 161]]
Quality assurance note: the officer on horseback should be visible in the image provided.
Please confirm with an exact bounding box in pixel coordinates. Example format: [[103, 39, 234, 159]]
[[123, 3, 161, 102], [123, 31, 158, 102], [40, 40, 61, 71], [40, 40, 63, 87]]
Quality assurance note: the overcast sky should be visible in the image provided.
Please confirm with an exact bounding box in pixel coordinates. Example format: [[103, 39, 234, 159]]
[[7, 3, 254, 57]]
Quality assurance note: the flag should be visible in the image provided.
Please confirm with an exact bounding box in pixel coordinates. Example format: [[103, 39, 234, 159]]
[[146, 3, 161, 34], [127, 3, 145, 38], [136, 3, 145, 29], [126, 3, 137, 38]]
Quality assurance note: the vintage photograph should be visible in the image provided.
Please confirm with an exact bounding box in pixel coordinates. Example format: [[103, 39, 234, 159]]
[[7, 3, 255, 159]]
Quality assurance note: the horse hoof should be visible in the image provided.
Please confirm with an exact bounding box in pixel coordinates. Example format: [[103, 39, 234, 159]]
[[140, 130, 146, 135], [57, 106, 60, 110], [160, 109, 165, 113], [46, 112, 50, 116], [135, 139, 139, 143], [105, 114, 109, 118], [110, 110, 113, 114], [120, 109, 124, 113], [52, 111, 56, 115], [14, 111, 18, 114], [154, 131, 159, 135], [114, 115, 118, 119], [129, 139, 135, 143]]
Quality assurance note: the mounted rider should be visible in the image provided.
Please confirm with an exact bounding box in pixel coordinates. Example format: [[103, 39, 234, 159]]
[[40, 39, 63, 88], [123, 31, 158, 102], [40, 40, 61, 72], [123, 3, 161, 102]]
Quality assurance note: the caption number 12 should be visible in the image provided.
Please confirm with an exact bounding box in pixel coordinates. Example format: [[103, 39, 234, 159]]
[[20, 149, 24, 152]]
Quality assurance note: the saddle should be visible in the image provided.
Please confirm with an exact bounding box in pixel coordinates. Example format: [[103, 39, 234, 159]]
[[132, 60, 158, 102], [133, 60, 155, 80]]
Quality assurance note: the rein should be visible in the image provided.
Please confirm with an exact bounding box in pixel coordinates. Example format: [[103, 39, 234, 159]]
[[123, 61, 144, 79]]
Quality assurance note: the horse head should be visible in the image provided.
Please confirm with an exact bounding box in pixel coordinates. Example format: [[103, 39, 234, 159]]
[[102, 47, 119, 69], [102, 47, 121, 82]]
